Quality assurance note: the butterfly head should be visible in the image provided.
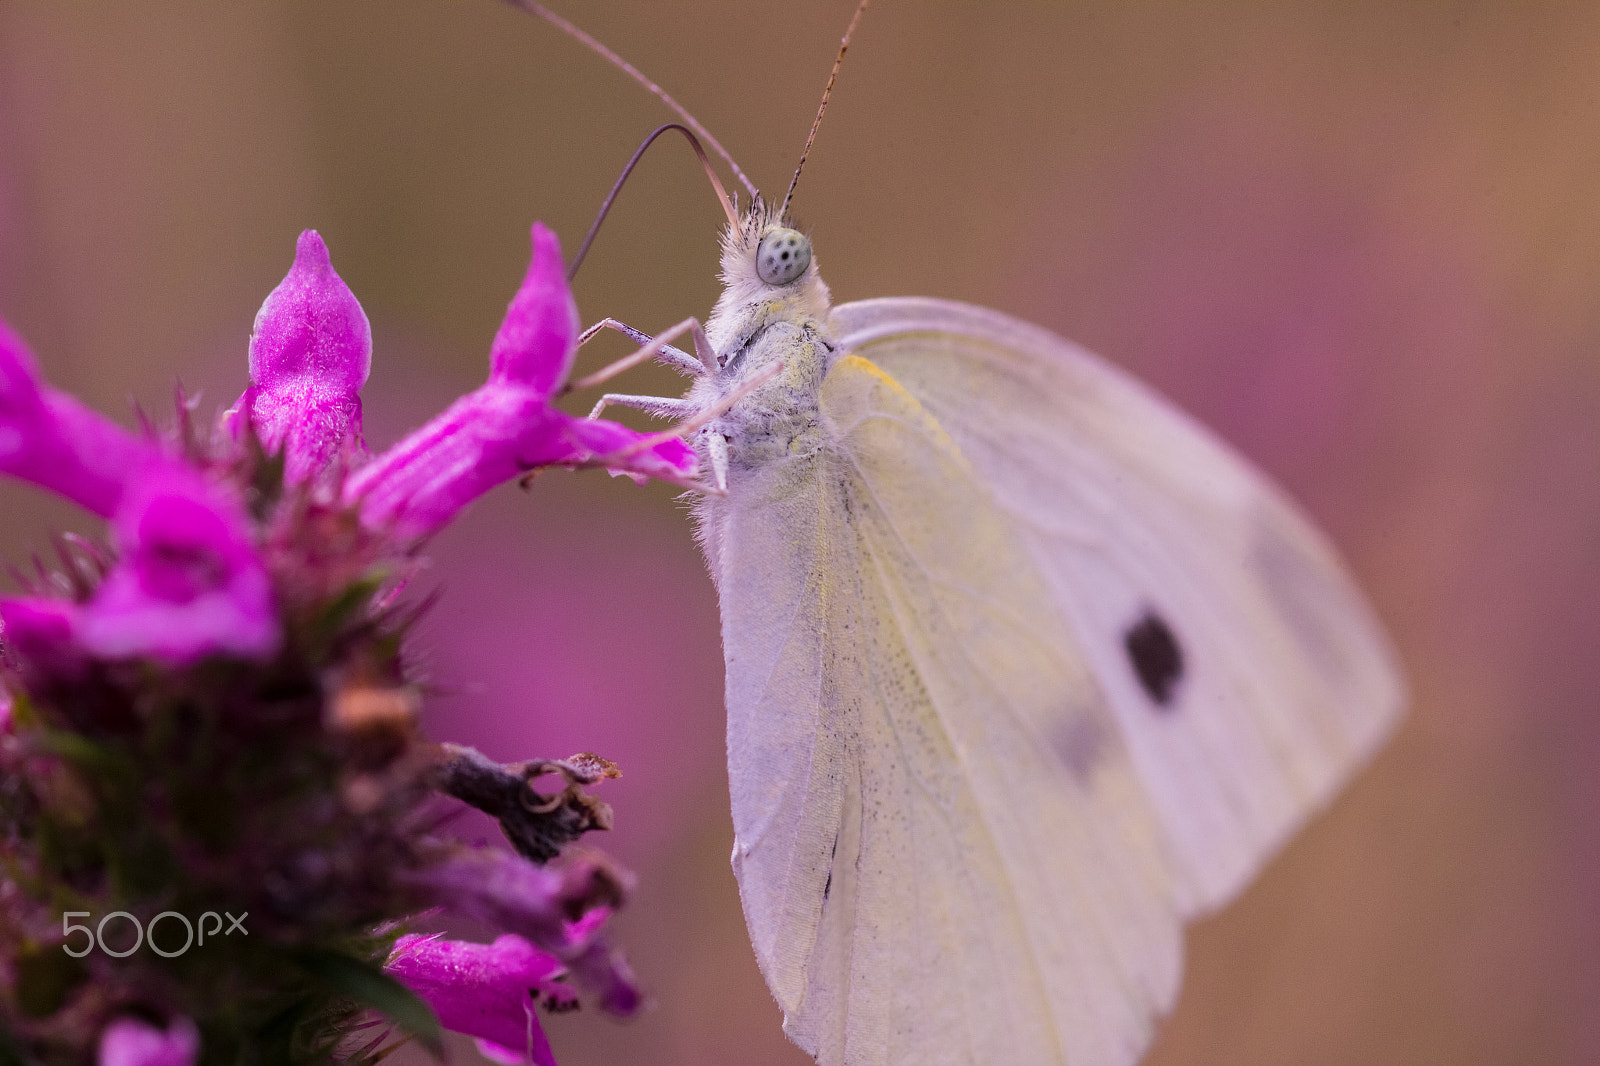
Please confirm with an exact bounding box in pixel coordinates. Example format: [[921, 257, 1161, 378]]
[[715, 201, 831, 326]]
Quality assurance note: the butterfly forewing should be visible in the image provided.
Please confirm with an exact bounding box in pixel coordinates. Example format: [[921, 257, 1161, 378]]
[[707, 353, 1200, 1065], [830, 297, 1405, 915]]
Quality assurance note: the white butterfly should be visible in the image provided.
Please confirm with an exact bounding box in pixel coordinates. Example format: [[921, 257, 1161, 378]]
[[534, 4, 1405, 1063]]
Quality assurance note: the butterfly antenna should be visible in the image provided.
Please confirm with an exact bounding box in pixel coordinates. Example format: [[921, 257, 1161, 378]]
[[567, 123, 741, 281], [781, 0, 871, 218], [500, 0, 758, 206]]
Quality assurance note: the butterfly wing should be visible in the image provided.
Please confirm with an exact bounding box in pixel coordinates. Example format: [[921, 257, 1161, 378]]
[[704, 354, 1201, 1066], [829, 297, 1404, 914]]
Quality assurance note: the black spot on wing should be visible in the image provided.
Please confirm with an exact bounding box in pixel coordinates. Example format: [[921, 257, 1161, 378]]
[[1124, 609, 1185, 708]]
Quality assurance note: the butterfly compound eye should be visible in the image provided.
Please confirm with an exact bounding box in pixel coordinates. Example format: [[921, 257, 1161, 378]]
[[756, 228, 812, 286]]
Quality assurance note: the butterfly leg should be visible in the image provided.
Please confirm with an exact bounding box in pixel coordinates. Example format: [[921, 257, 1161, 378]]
[[587, 394, 699, 420], [601, 362, 783, 456], [572, 316, 715, 382], [703, 428, 729, 493]]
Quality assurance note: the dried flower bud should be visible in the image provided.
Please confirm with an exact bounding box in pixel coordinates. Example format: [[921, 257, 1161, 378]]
[[328, 684, 420, 733], [433, 744, 620, 863]]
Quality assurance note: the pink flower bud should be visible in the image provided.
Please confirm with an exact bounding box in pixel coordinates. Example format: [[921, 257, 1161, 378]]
[[226, 230, 371, 483]]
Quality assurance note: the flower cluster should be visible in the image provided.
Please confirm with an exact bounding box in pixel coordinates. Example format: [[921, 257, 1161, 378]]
[[0, 223, 691, 1064]]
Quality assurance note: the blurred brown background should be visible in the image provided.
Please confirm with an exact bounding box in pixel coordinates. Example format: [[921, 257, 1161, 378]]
[[3, 2, 1599, 1063]]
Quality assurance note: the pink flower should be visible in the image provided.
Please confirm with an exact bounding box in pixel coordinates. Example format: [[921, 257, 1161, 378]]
[[345, 223, 698, 539], [224, 230, 371, 484], [97, 1016, 200, 1066], [0, 318, 159, 517], [76, 462, 279, 663], [0, 462, 279, 666], [386, 934, 574, 1066]]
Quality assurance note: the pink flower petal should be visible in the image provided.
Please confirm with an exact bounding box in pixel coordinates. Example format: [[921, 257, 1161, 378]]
[[0, 317, 159, 516], [488, 222, 580, 400], [0, 598, 83, 681], [346, 385, 554, 538], [558, 415, 699, 488], [97, 1016, 200, 1066], [225, 230, 371, 483]]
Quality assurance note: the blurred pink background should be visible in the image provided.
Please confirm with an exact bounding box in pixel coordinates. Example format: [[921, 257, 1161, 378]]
[[3, 3, 1599, 1063]]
